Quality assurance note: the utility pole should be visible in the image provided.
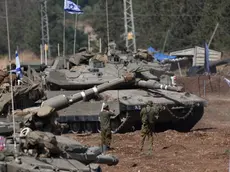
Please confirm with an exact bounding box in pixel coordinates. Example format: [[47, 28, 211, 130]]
[[40, 44, 43, 64], [73, 0, 79, 55], [63, 11, 67, 68], [106, 0, 110, 54], [41, 0, 50, 60], [5, 0, 17, 158], [99, 38, 102, 53], [58, 43, 60, 56], [123, 0, 136, 53], [88, 34, 91, 52], [162, 29, 170, 53]]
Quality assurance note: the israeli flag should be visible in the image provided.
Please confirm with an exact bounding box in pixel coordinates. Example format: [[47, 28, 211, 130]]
[[15, 51, 23, 79], [224, 77, 230, 87], [204, 42, 210, 73], [64, 0, 83, 14]]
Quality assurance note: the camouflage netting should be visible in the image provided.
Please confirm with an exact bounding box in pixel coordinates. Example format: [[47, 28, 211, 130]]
[[133, 49, 155, 62], [0, 74, 45, 115], [70, 65, 87, 71], [92, 54, 108, 63], [68, 49, 95, 66], [176, 75, 230, 96]]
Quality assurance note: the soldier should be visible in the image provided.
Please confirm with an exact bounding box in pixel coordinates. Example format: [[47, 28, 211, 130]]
[[140, 100, 159, 153], [99, 104, 116, 152], [23, 130, 62, 158]]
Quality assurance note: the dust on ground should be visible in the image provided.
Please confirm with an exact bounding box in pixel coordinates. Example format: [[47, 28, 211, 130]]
[[66, 96, 230, 172]]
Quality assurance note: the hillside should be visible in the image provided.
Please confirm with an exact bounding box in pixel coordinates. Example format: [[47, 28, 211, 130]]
[[1, 0, 230, 57]]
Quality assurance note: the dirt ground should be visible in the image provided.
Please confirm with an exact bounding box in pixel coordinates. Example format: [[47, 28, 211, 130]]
[[66, 95, 230, 172]]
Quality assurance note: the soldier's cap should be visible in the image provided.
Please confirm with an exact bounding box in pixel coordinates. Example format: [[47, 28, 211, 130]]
[[147, 100, 153, 105], [103, 104, 109, 109]]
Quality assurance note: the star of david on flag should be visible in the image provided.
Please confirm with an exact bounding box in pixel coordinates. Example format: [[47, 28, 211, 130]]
[[64, 0, 83, 14]]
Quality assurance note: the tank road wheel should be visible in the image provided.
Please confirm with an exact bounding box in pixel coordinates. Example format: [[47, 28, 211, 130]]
[[84, 122, 97, 133], [70, 123, 81, 133], [171, 106, 204, 132]]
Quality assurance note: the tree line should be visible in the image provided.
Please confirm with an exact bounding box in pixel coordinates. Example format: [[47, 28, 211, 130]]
[[0, 0, 92, 57], [83, 0, 230, 53], [0, 0, 230, 57]]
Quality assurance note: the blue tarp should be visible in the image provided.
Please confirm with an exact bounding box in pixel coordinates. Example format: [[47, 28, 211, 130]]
[[147, 46, 176, 62], [147, 47, 158, 53]]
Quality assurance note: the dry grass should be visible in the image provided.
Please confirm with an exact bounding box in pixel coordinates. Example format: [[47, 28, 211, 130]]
[[0, 50, 40, 69]]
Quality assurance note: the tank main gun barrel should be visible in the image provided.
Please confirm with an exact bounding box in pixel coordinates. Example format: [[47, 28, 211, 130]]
[[94, 154, 119, 166], [41, 72, 135, 110], [136, 80, 183, 92], [64, 146, 119, 166], [68, 152, 119, 166]]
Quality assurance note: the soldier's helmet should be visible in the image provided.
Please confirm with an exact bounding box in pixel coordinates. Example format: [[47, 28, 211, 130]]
[[147, 100, 153, 106]]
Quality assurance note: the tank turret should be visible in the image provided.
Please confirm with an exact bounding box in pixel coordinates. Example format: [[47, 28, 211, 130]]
[[42, 72, 135, 110], [0, 68, 45, 136]]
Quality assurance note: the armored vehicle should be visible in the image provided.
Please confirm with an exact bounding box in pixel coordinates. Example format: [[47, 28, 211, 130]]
[[37, 51, 207, 134], [0, 67, 45, 136], [0, 79, 121, 171], [0, 128, 118, 172]]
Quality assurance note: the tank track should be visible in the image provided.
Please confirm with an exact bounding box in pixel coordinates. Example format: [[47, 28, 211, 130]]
[[59, 104, 204, 134]]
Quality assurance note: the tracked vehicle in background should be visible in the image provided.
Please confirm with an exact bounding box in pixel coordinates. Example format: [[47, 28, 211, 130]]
[[39, 49, 207, 134], [1, 136, 118, 172], [0, 67, 45, 136], [0, 126, 118, 172]]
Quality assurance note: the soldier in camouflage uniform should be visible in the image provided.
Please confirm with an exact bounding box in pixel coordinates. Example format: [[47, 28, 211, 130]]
[[140, 100, 159, 152], [99, 104, 116, 151], [23, 130, 62, 158]]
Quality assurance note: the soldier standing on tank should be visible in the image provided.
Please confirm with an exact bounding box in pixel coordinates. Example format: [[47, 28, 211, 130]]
[[140, 100, 159, 153], [99, 104, 116, 152]]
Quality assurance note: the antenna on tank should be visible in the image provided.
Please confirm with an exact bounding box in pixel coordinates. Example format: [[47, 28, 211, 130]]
[[106, 0, 110, 55], [5, 0, 19, 162]]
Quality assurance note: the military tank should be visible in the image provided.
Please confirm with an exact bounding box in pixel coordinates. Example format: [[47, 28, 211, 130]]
[[37, 53, 207, 134], [0, 129, 118, 172], [0, 70, 45, 115], [0, 75, 122, 171], [0, 66, 45, 136]]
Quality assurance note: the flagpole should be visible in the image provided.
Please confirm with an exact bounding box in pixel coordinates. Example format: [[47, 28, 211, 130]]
[[63, 10, 66, 68], [73, 0, 78, 55], [5, 0, 17, 156]]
